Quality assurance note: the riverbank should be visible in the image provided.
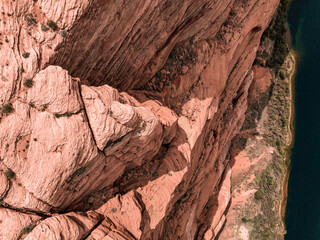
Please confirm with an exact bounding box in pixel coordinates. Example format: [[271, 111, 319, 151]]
[[210, 1, 294, 239], [257, 0, 297, 231], [280, 49, 296, 223], [256, 52, 294, 239], [218, 1, 295, 236], [216, 53, 294, 239], [280, 22, 298, 222]]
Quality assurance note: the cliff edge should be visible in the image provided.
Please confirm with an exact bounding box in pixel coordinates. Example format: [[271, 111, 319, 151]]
[[0, 0, 285, 239]]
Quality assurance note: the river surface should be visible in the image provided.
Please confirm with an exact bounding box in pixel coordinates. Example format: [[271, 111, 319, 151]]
[[285, 0, 320, 239]]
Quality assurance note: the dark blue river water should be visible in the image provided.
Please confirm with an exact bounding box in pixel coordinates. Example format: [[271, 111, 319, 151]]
[[285, 0, 320, 239]]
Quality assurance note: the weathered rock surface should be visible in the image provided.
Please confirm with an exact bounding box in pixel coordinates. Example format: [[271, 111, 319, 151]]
[[0, 0, 281, 239], [0, 208, 41, 240]]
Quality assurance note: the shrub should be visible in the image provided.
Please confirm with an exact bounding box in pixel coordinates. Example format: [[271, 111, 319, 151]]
[[22, 52, 30, 58], [22, 224, 33, 234], [61, 30, 66, 37], [47, 20, 58, 31], [55, 112, 72, 118], [1, 103, 14, 115], [5, 169, 15, 180], [41, 104, 48, 112], [24, 14, 37, 26], [242, 217, 251, 223], [254, 190, 264, 200], [23, 78, 33, 88]]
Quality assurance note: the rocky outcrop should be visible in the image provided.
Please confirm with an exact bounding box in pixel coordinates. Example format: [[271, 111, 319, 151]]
[[0, 0, 281, 239]]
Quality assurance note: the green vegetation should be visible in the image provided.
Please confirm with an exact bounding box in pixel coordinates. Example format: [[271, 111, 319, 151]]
[[248, 156, 285, 239], [41, 104, 48, 112], [23, 78, 33, 88], [61, 30, 66, 37], [254, 0, 291, 69], [248, 52, 293, 238], [5, 169, 15, 180], [111, 208, 117, 213], [242, 217, 252, 223], [263, 63, 291, 156], [238, 1, 293, 239], [22, 52, 30, 58], [55, 112, 72, 118], [263, 0, 291, 68], [1, 103, 14, 115], [22, 224, 33, 234], [47, 20, 58, 31], [248, 57, 292, 238], [254, 190, 264, 200], [24, 13, 37, 26]]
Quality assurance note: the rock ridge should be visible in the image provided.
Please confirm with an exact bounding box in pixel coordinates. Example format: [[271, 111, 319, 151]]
[[0, 0, 281, 239]]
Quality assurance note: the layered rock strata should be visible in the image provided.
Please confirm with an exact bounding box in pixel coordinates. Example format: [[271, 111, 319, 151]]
[[0, 0, 280, 239]]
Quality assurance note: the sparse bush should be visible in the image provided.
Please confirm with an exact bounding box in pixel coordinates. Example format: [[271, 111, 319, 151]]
[[55, 112, 72, 118], [23, 78, 33, 88], [47, 20, 58, 31], [24, 13, 37, 26], [261, 0, 290, 69], [22, 224, 33, 234], [1, 103, 14, 115], [254, 190, 264, 200], [61, 30, 66, 37], [242, 217, 251, 223], [41, 104, 48, 112], [22, 52, 30, 58], [5, 169, 15, 180]]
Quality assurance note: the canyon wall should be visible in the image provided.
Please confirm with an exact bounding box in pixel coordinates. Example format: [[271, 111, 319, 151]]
[[0, 0, 281, 239]]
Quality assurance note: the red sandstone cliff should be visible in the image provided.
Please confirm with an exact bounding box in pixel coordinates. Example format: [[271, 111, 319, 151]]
[[0, 0, 280, 239]]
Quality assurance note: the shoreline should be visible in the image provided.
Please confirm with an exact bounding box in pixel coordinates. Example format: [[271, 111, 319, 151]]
[[280, 27, 297, 227]]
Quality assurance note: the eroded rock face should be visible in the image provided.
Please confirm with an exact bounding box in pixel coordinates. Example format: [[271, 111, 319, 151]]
[[50, 0, 234, 90], [24, 211, 102, 240], [0, 0, 280, 239]]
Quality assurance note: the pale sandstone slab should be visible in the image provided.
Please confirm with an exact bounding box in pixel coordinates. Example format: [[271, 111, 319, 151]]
[[24, 211, 102, 240], [0, 208, 41, 240]]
